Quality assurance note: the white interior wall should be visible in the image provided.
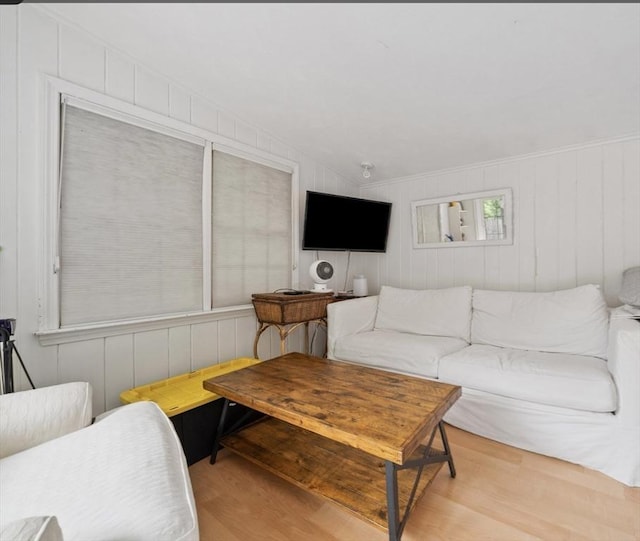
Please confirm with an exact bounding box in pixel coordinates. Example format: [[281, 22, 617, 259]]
[[2, 5, 638, 414], [359, 137, 640, 304], [0, 5, 359, 413]]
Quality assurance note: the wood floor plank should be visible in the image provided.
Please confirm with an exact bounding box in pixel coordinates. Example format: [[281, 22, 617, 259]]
[[190, 425, 640, 541]]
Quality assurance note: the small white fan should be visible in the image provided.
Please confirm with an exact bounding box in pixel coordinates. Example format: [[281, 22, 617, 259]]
[[309, 260, 334, 292]]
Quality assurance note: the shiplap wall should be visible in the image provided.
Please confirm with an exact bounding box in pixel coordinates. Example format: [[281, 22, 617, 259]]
[[359, 138, 640, 305], [0, 5, 358, 413]]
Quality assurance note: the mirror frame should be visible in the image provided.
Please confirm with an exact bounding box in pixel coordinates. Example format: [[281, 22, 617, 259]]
[[411, 188, 513, 249]]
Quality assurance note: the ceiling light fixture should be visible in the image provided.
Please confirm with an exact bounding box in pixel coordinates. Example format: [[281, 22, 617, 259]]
[[360, 162, 375, 179]]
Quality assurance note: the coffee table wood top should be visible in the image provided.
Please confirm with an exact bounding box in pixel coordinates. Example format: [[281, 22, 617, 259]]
[[203, 352, 461, 464]]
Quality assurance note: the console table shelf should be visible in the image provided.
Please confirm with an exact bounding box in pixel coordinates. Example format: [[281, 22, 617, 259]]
[[220, 417, 445, 532]]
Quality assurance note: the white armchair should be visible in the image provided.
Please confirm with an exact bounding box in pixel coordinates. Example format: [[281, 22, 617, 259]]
[[0, 383, 199, 541]]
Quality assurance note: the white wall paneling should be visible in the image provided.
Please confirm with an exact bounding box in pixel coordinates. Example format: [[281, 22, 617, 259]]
[[169, 85, 191, 124], [58, 339, 105, 414], [622, 140, 640, 271], [105, 51, 135, 104], [134, 329, 170, 387], [15, 6, 60, 390], [576, 146, 604, 287], [217, 110, 236, 140], [135, 66, 169, 116], [191, 321, 219, 370], [217, 319, 238, 364], [59, 24, 105, 93], [168, 325, 191, 377], [191, 97, 219, 134], [360, 137, 640, 303], [104, 334, 134, 411], [0, 6, 19, 320], [235, 119, 258, 148]]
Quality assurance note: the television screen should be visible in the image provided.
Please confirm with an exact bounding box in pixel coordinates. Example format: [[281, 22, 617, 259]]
[[302, 191, 392, 252]]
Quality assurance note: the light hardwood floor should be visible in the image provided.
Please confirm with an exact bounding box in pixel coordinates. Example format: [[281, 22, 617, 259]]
[[189, 425, 640, 540]]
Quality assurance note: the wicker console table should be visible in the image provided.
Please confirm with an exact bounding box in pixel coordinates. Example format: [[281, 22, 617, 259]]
[[251, 292, 335, 358]]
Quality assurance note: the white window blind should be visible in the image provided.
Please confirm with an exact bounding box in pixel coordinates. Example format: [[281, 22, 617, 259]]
[[211, 151, 292, 308], [59, 104, 204, 326]]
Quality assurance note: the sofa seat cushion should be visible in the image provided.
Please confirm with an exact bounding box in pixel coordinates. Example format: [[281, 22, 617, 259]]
[[333, 329, 468, 379], [439, 344, 617, 412], [0, 401, 198, 541]]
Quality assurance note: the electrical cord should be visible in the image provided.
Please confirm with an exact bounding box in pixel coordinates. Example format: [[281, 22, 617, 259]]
[[343, 250, 351, 293]]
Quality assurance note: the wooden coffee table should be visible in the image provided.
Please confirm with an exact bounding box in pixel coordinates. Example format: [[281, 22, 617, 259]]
[[203, 352, 461, 541]]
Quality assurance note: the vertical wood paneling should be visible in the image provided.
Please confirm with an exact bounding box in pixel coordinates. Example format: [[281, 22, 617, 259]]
[[58, 339, 105, 414], [104, 334, 134, 410], [399, 182, 411, 289], [270, 138, 291, 160], [236, 315, 258, 359], [191, 97, 218, 133], [168, 325, 191, 376], [134, 329, 169, 386], [105, 51, 135, 103], [0, 6, 18, 318], [218, 110, 236, 139], [17, 6, 59, 388], [256, 130, 271, 153], [496, 162, 520, 290], [218, 318, 237, 362], [135, 67, 169, 115], [169, 85, 191, 123], [516, 159, 537, 291], [59, 25, 105, 92], [576, 146, 604, 287], [533, 155, 559, 291], [236, 120, 258, 148], [622, 140, 640, 271], [358, 139, 638, 302], [373, 186, 392, 291], [555, 152, 578, 290], [602, 143, 625, 305], [191, 321, 219, 369]]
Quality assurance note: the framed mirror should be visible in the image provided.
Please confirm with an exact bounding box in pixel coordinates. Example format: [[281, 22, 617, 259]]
[[411, 188, 513, 249]]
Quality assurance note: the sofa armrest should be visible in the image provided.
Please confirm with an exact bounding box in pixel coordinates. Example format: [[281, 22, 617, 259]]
[[607, 313, 640, 422], [327, 295, 379, 358], [0, 382, 92, 458]]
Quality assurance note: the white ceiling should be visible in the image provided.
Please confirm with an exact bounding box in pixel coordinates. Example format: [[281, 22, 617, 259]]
[[44, 3, 640, 183]]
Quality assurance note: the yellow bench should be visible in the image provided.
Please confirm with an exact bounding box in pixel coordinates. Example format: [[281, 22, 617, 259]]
[[119, 357, 261, 465], [120, 357, 260, 416]]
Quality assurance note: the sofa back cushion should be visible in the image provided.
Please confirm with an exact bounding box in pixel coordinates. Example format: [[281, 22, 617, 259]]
[[374, 285, 472, 341], [471, 285, 609, 359]]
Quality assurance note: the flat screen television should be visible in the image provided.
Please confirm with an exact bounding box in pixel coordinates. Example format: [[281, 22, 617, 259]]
[[302, 191, 392, 252]]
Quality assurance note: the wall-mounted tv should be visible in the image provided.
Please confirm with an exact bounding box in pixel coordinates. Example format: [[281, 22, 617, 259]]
[[302, 191, 392, 252]]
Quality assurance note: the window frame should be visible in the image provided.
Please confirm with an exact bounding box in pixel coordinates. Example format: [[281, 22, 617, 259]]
[[37, 76, 299, 346]]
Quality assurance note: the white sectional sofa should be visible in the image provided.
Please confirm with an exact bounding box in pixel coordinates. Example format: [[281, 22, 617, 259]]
[[0, 382, 199, 541], [327, 284, 640, 487]]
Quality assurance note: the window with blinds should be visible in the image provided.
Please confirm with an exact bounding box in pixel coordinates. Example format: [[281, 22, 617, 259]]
[[57, 100, 293, 328], [211, 151, 292, 308]]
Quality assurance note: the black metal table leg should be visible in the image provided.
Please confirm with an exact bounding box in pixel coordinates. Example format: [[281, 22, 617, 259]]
[[383, 422, 458, 540], [210, 398, 230, 464], [385, 460, 401, 541], [438, 421, 456, 478]]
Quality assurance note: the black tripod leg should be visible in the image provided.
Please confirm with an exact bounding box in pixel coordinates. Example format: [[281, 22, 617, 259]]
[[0, 330, 13, 393]]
